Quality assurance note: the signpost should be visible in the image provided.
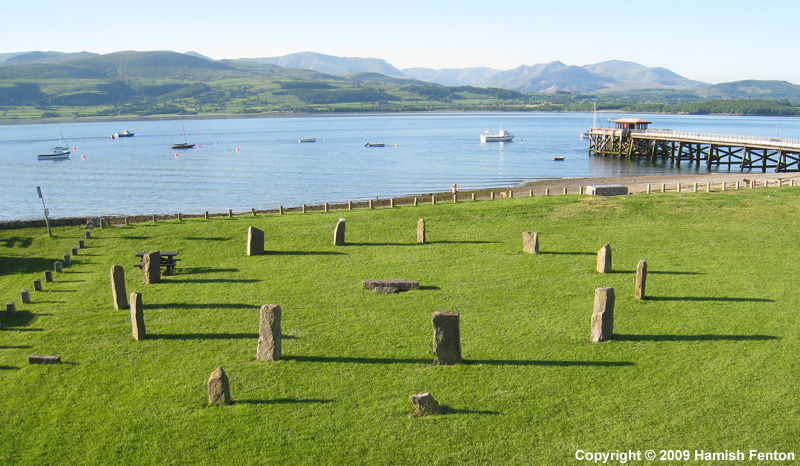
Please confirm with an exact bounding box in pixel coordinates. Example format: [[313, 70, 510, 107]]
[[37, 186, 52, 237]]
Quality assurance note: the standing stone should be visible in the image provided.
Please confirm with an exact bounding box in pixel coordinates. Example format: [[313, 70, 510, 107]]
[[110, 265, 127, 310], [85, 231, 92, 239], [333, 218, 346, 246], [417, 219, 426, 244], [44, 270, 53, 283], [432, 310, 462, 365], [141, 250, 161, 284], [64, 254, 71, 265], [71, 247, 79, 256], [256, 304, 282, 361], [635, 260, 647, 300], [409, 392, 440, 415], [33, 279, 43, 291], [129, 292, 146, 340], [247, 227, 265, 256], [21, 290, 30, 304], [7, 302, 16, 315], [207, 367, 233, 405], [523, 231, 539, 254], [597, 243, 611, 273], [54, 261, 63, 273], [79, 239, 85, 249], [591, 287, 615, 343]]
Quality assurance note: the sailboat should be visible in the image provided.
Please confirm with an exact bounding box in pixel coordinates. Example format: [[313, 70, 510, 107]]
[[580, 102, 598, 139], [38, 127, 71, 160], [172, 121, 195, 149]]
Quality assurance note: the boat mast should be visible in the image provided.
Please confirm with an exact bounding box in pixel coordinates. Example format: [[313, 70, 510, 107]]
[[181, 121, 188, 144]]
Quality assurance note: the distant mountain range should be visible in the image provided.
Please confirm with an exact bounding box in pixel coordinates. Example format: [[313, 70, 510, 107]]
[[1, 50, 799, 103]]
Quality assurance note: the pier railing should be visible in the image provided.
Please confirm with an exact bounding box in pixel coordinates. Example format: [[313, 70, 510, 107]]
[[632, 129, 800, 150]]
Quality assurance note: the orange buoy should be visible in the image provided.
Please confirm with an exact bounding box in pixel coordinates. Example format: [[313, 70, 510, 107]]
[[175, 153, 179, 157], [81, 155, 86, 159], [236, 148, 240, 152]]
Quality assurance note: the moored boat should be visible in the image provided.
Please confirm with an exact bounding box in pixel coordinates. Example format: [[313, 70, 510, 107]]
[[299, 138, 316, 143], [115, 129, 134, 138], [172, 121, 194, 149], [480, 128, 514, 143], [38, 128, 71, 160], [365, 142, 385, 147], [553, 156, 565, 161]]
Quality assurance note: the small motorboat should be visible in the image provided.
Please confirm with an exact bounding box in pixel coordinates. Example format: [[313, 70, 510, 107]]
[[365, 142, 385, 147], [115, 129, 134, 138], [299, 138, 316, 143], [552, 156, 565, 161], [38, 127, 71, 160], [480, 128, 514, 143]]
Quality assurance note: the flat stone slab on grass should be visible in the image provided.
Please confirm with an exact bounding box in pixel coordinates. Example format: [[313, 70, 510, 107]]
[[374, 287, 398, 294], [29, 355, 62, 365], [362, 279, 420, 292], [586, 185, 629, 196]]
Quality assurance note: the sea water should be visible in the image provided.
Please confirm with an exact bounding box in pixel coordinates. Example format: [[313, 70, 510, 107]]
[[1, 112, 797, 220]]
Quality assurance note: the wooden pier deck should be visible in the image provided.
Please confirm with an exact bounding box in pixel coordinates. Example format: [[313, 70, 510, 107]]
[[588, 128, 800, 172]]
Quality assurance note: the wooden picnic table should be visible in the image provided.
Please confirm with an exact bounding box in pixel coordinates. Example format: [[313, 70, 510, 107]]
[[134, 251, 181, 274]]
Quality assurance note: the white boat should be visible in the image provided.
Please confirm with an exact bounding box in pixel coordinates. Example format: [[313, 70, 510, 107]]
[[299, 138, 316, 143], [38, 128, 71, 160], [114, 129, 134, 138], [365, 142, 385, 147], [480, 128, 514, 143]]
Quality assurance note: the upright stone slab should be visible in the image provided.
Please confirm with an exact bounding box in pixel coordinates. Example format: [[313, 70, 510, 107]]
[[417, 218, 426, 244], [21, 290, 31, 304], [410, 392, 440, 415], [54, 261, 63, 273], [141, 250, 161, 284], [635, 260, 647, 300], [6, 302, 16, 315], [591, 287, 615, 343], [44, 270, 53, 283], [33, 279, 43, 292], [256, 304, 282, 361], [64, 254, 71, 265], [333, 218, 346, 246], [523, 231, 539, 254], [71, 247, 78, 256], [85, 231, 92, 239], [432, 310, 462, 365], [129, 292, 146, 340], [207, 367, 233, 405], [110, 265, 127, 310], [597, 243, 611, 273], [247, 226, 265, 256], [79, 239, 85, 249]]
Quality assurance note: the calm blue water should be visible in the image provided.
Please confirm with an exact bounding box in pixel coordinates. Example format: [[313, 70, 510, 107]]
[[1, 112, 798, 220]]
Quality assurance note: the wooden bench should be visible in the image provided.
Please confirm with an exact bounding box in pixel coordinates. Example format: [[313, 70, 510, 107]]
[[134, 251, 181, 274]]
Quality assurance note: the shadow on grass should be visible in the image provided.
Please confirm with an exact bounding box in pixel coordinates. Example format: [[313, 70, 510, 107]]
[[120, 236, 151, 240], [440, 405, 500, 415], [649, 271, 705, 275], [185, 237, 230, 241], [265, 251, 346, 256], [419, 286, 441, 291], [1, 236, 33, 248], [235, 398, 334, 405], [286, 356, 633, 367], [149, 333, 258, 340], [166, 278, 261, 284], [646, 296, 773, 303], [146, 303, 257, 310], [431, 240, 500, 245], [538, 251, 596, 256], [615, 334, 778, 342], [183, 267, 240, 274], [1, 345, 32, 349], [0, 256, 61, 276], [0, 366, 20, 370], [3, 311, 36, 327]]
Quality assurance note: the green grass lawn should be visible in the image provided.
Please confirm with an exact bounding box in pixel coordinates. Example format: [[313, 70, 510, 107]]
[[1, 187, 799, 465]]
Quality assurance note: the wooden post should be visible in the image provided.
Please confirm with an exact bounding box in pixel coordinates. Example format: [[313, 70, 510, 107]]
[[529, 189, 533, 197], [677, 183, 681, 193], [431, 195, 436, 205], [706, 182, 711, 192], [348, 201, 352, 211], [490, 192, 495, 200], [413, 197, 418, 206], [693, 183, 697, 193], [452, 194, 457, 203], [204, 211, 209, 219], [302, 204, 307, 213], [563, 187, 567, 195], [390, 199, 394, 208], [251, 208, 256, 217], [545, 188, 550, 196], [228, 209, 233, 218], [646, 184, 651, 194], [471, 193, 476, 201], [279, 205, 284, 215], [324, 202, 329, 212], [661, 183, 665, 193]]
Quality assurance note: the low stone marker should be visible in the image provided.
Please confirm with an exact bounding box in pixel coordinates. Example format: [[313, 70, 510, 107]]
[[635, 260, 647, 300], [410, 392, 440, 415], [85, 231, 92, 239], [523, 231, 539, 254], [257, 304, 282, 361], [333, 218, 346, 246], [207, 367, 233, 405], [247, 226, 265, 256], [586, 185, 628, 196], [362, 279, 420, 292], [142, 251, 161, 284], [54, 261, 63, 273], [44, 270, 53, 283], [79, 239, 85, 249], [110, 265, 127, 310], [33, 279, 43, 292], [432, 310, 462, 365], [591, 287, 615, 343], [597, 244, 611, 273], [130, 292, 146, 340], [21, 290, 31, 304], [28, 355, 62, 365], [71, 247, 79, 256], [417, 218, 426, 244], [6, 302, 16, 315], [64, 254, 71, 265]]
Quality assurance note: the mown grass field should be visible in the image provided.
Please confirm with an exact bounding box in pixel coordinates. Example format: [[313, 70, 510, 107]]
[[1, 187, 798, 465]]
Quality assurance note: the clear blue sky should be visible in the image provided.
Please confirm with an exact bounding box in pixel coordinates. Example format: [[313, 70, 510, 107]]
[[3, 0, 798, 84]]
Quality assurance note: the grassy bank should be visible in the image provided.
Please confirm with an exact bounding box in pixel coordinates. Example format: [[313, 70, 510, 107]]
[[1, 187, 799, 464]]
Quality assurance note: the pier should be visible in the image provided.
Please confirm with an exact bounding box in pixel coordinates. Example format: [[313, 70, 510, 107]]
[[588, 118, 800, 172]]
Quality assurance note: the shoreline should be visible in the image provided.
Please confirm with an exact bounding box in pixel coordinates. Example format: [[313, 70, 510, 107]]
[[2, 172, 797, 229]]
